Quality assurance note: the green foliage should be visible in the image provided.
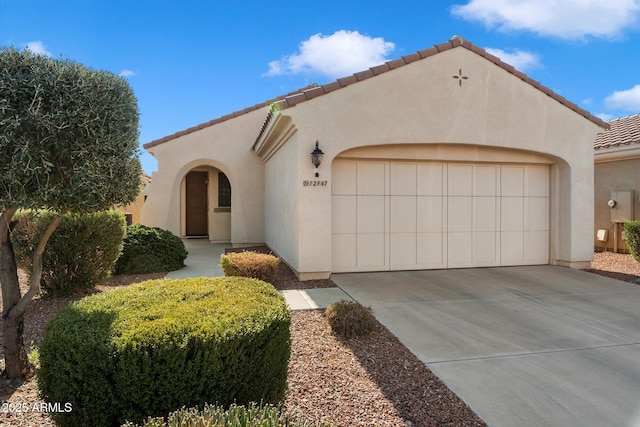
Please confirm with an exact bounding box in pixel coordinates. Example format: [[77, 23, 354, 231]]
[[325, 300, 376, 339], [0, 46, 141, 212], [624, 221, 640, 261], [220, 251, 280, 283], [114, 224, 187, 274], [38, 277, 291, 427], [123, 402, 331, 427], [11, 209, 126, 295]]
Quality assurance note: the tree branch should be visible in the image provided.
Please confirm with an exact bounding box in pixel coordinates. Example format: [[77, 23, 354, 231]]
[[6, 213, 62, 320]]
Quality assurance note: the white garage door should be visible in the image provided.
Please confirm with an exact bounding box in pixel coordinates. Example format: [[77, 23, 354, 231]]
[[332, 160, 549, 272]]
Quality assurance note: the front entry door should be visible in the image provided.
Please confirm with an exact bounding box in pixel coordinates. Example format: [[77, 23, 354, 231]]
[[186, 171, 208, 236]]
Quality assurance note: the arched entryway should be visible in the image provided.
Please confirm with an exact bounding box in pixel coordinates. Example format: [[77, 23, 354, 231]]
[[182, 166, 231, 242]]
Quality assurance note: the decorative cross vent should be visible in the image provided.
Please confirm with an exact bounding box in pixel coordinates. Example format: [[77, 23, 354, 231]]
[[452, 68, 469, 86]]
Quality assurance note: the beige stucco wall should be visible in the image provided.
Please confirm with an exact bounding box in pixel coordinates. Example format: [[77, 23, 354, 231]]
[[259, 46, 604, 277], [264, 133, 300, 270], [116, 175, 150, 224], [141, 108, 267, 245], [594, 154, 640, 251]]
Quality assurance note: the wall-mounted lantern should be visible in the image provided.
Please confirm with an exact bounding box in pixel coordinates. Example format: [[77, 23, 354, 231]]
[[310, 141, 324, 177]]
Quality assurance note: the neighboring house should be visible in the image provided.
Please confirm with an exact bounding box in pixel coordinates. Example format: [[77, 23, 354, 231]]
[[117, 174, 151, 225], [594, 114, 640, 251], [141, 36, 608, 279]]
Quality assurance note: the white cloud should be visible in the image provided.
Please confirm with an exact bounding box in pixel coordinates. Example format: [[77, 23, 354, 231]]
[[451, 0, 640, 39], [25, 40, 52, 57], [595, 112, 615, 121], [119, 69, 136, 78], [604, 84, 640, 111], [265, 30, 395, 79], [484, 47, 541, 71]]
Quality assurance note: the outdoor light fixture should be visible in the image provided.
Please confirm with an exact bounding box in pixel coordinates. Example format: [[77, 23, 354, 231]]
[[310, 141, 324, 177]]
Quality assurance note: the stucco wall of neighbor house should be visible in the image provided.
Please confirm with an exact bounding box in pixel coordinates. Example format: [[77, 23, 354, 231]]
[[141, 108, 267, 245], [594, 156, 640, 251], [116, 174, 150, 225], [261, 45, 603, 277]]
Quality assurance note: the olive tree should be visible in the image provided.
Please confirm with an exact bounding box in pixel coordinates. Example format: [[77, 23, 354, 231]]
[[0, 47, 141, 377]]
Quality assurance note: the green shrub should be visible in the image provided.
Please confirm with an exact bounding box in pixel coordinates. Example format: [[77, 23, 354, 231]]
[[38, 277, 290, 427], [123, 402, 331, 427], [325, 300, 376, 339], [11, 209, 126, 295], [624, 221, 640, 261], [114, 224, 187, 274], [220, 251, 280, 283]]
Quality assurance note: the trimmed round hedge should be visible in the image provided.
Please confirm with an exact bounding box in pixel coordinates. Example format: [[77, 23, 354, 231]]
[[114, 224, 187, 274], [37, 277, 291, 427]]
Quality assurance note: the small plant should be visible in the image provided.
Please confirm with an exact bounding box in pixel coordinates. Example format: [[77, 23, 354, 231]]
[[114, 224, 188, 274], [220, 251, 280, 283], [325, 300, 376, 339], [624, 221, 640, 261], [123, 402, 331, 427], [27, 341, 39, 367]]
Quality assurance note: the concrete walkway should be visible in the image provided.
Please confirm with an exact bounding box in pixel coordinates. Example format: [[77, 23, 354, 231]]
[[332, 266, 640, 427], [168, 239, 351, 309]]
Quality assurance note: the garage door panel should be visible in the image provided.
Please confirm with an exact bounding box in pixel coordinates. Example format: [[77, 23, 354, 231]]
[[525, 231, 549, 264], [474, 165, 498, 196], [525, 197, 549, 231], [391, 196, 417, 233], [417, 233, 447, 268], [391, 233, 417, 267], [332, 195, 356, 234], [501, 197, 524, 231], [417, 196, 445, 233], [357, 196, 385, 234], [501, 231, 525, 265], [526, 166, 549, 197], [357, 233, 387, 269], [502, 166, 525, 197], [448, 164, 473, 196], [449, 197, 472, 232], [474, 197, 498, 232], [418, 164, 446, 196], [332, 160, 357, 195], [332, 233, 356, 271], [391, 163, 417, 195], [448, 232, 473, 267], [357, 162, 386, 195], [474, 231, 499, 265]]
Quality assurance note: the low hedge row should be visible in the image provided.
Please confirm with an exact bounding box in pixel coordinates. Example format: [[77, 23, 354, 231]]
[[11, 209, 126, 295], [220, 251, 280, 283], [123, 402, 331, 427], [38, 277, 291, 427]]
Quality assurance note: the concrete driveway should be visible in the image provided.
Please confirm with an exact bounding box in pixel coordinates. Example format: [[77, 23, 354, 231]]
[[332, 266, 640, 427]]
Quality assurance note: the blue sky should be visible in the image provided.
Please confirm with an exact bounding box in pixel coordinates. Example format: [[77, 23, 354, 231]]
[[2, 0, 640, 175]]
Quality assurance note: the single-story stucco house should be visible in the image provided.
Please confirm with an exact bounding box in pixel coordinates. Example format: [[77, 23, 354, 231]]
[[593, 114, 640, 251], [141, 36, 609, 280]]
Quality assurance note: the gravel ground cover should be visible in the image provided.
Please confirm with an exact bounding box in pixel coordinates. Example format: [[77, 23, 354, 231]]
[[1, 251, 637, 426]]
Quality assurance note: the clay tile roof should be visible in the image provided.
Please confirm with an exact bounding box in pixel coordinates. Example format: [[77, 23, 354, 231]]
[[143, 83, 319, 149], [266, 36, 608, 130], [594, 114, 640, 150]]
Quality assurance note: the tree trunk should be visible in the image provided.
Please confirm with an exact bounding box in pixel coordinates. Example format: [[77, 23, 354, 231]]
[[1, 207, 30, 378]]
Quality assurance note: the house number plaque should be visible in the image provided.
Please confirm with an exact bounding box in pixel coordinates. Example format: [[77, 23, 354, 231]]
[[303, 180, 328, 187]]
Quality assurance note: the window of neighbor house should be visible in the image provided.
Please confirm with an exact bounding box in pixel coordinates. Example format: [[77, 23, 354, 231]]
[[218, 172, 231, 207]]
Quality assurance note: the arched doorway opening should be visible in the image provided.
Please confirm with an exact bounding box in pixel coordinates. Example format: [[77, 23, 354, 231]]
[[182, 166, 231, 242]]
